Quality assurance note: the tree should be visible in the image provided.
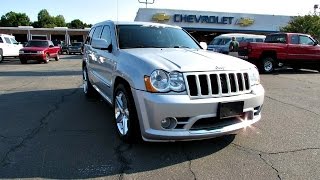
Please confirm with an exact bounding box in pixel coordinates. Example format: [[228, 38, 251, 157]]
[[37, 9, 53, 28], [0, 11, 31, 27], [54, 15, 66, 27], [280, 15, 320, 39], [68, 19, 84, 29]]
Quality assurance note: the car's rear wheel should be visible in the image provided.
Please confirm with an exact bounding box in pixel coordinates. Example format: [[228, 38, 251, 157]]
[[55, 53, 60, 61], [82, 66, 95, 97], [261, 57, 275, 73], [114, 83, 141, 143], [44, 54, 50, 63]]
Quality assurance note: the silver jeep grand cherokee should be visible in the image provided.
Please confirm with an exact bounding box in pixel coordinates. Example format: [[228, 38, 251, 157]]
[[82, 21, 264, 142]]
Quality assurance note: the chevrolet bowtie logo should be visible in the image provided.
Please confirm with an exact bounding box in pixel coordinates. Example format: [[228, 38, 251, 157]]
[[237, 17, 255, 27], [152, 13, 170, 22]]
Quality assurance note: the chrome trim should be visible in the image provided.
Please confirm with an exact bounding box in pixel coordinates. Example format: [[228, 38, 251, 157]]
[[184, 71, 251, 99], [92, 84, 112, 104]]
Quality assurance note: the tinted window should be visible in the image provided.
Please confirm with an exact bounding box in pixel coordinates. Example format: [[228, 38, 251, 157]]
[[26, 41, 49, 47], [92, 26, 103, 39], [0, 37, 3, 43], [10, 38, 18, 44], [4, 37, 11, 44], [210, 38, 231, 45], [299, 36, 314, 45], [72, 42, 83, 47], [85, 28, 95, 45], [290, 35, 299, 44], [101, 26, 111, 42], [256, 38, 264, 42], [265, 34, 287, 43], [117, 25, 200, 49]]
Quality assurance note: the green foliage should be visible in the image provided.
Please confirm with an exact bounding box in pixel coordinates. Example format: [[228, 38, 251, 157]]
[[68, 19, 84, 29], [0, 9, 89, 29], [280, 15, 320, 39], [0, 11, 31, 27]]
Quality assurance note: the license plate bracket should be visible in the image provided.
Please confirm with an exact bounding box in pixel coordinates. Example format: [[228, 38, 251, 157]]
[[218, 101, 244, 119]]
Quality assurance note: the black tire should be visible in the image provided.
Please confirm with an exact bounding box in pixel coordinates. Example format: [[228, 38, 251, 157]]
[[82, 66, 95, 97], [55, 53, 60, 61], [113, 83, 141, 143], [0, 49, 3, 63], [291, 65, 301, 72], [20, 59, 27, 64], [44, 54, 50, 63], [260, 57, 275, 73]]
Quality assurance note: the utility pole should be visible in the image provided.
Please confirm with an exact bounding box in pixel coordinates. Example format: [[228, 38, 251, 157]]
[[138, 0, 155, 8], [314, 4, 319, 15]]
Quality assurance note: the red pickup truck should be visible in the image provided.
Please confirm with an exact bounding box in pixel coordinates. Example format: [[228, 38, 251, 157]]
[[19, 40, 61, 64], [238, 33, 320, 73]]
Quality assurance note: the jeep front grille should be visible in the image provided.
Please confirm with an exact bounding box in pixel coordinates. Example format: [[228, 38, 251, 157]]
[[184, 71, 251, 99]]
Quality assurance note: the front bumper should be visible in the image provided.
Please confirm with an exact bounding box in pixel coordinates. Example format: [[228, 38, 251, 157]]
[[132, 85, 264, 142], [19, 54, 45, 61]]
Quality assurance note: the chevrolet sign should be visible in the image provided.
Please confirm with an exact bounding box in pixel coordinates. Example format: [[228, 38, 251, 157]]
[[152, 13, 170, 22], [236, 18, 255, 27]]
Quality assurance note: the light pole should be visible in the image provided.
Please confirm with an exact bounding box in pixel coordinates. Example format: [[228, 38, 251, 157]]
[[138, 0, 155, 8], [314, 4, 319, 15]]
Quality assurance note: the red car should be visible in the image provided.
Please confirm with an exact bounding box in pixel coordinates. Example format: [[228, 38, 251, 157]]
[[238, 33, 320, 73], [19, 40, 61, 64]]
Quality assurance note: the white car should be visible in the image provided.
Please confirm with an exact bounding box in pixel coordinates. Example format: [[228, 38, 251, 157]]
[[0, 34, 23, 62]]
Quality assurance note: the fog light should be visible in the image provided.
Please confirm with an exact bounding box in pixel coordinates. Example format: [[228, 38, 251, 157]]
[[161, 117, 177, 129]]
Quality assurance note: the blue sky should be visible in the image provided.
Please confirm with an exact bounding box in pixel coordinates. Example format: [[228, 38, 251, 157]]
[[1, 0, 318, 24]]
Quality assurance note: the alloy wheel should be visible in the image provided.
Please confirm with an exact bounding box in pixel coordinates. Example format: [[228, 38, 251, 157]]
[[115, 92, 130, 136]]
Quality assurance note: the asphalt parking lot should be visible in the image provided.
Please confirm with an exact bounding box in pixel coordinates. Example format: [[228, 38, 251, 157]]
[[0, 55, 319, 179]]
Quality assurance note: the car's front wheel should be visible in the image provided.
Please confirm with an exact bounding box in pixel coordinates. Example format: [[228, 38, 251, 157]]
[[55, 53, 60, 61], [82, 66, 95, 97], [113, 83, 141, 143], [44, 54, 50, 63]]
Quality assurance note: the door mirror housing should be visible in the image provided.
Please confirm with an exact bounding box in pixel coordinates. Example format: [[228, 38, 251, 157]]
[[199, 42, 208, 50], [49, 45, 54, 48], [314, 40, 318, 46], [92, 38, 112, 52]]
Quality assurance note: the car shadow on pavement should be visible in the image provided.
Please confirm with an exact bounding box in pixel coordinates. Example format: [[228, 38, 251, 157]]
[[59, 55, 83, 60], [0, 70, 81, 77], [0, 88, 235, 179], [268, 67, 319, 75]]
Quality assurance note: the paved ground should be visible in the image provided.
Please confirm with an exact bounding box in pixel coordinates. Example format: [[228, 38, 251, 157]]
[[0, 55, 319, 179]]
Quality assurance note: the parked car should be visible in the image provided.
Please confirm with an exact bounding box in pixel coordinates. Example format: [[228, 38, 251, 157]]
[[68, 42, 83, 54], [0, 34, 23, 63], [207, 33, 266, 54], [19, 40, 61, 64], [238, 33, 320, 73], [82, 21, 265, 143]]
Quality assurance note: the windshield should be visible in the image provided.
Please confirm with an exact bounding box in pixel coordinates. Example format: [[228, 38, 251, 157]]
[[117, 25, 200, 49], [209, 38, 231, 45], [26, 41, 49, 47], [72, 42, 82, 47]]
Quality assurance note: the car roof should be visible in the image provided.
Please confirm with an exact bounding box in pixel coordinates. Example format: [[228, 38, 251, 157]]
[[0, 34, 15, 38], [216, 33, 266, 38], [93, 20, 181, 29]]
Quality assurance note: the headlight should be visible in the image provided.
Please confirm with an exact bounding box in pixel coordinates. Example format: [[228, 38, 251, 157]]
[[144, 70, 186, 92], [19, 50, 24, 54], [37, 51, 44, 54], [248, 67, 260, 86]]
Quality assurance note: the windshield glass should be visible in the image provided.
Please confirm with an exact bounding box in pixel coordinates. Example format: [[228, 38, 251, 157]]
[[72, 42, 82, 47], [117, 25, 200, 49], [209, 38, 231, 45], [26, 41, 49, 47]]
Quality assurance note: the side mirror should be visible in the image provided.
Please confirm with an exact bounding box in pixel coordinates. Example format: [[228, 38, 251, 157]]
[[91, 38, 112, 52], [314, 40, 318, 46], [49, 45, 54, 48], [200, 42, 208, 50]]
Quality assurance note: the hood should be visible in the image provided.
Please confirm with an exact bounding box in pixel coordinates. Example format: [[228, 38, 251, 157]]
[[123, 48, 254, 72], [21, 47, 47, 51]]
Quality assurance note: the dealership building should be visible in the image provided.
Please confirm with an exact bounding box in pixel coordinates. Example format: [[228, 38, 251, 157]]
[[0, 8, 292, 44]]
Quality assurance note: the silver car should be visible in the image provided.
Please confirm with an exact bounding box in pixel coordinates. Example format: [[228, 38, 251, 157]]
[[82, 21, 264, 142]]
